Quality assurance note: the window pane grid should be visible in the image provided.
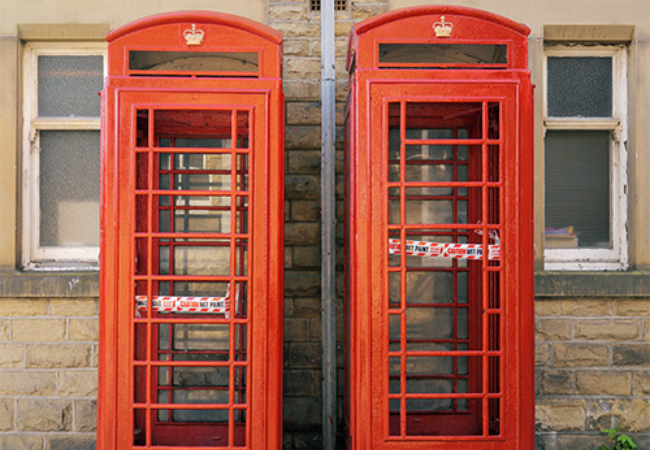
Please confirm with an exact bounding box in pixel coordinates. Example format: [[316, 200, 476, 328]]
[[544, 48, 620, 258], [387, 101, 502, 438], [25, 47, 105, 267], [132, 108, 251, 448]]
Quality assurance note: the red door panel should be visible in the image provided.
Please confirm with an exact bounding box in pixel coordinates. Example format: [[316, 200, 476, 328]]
[[103, 89, 282, 450], [363, 82, 526, 450]]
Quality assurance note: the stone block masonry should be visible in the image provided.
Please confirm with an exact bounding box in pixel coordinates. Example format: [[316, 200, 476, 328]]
[[0, 297, 98, 450], [535, 298, 650, 450], [266, 1, 382, 448], [270, 1, 344, 448]]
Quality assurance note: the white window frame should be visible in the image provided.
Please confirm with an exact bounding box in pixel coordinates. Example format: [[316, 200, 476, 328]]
[[22, 42, 107, 270], [543, 45, 628, 271]]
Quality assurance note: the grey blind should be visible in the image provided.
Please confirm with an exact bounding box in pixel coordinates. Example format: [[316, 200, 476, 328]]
[[38, 55, 103, 117], [547, 56, 612, 117], [39, 130, 100, 247], [545, 130, 611, 248]]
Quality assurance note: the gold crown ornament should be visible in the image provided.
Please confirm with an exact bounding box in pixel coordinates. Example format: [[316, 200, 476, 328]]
[[184, 24, 205, 46], [433, 16, 453, 38]]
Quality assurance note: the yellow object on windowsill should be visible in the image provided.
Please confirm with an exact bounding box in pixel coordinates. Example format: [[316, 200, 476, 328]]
[[545, 226, 579, 248]]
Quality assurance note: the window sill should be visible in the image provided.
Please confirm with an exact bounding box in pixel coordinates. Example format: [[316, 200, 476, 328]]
[[535, 271, 650, 298], [0, 270, 99, 298]]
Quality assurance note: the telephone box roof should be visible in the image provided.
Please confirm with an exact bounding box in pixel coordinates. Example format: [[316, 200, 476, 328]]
[[107, 10, 282, 44]]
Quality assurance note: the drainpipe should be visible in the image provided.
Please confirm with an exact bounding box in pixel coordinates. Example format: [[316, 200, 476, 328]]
[[320, 0, 337, 449]]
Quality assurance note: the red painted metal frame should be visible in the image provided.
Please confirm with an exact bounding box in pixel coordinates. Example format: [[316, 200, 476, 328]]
[[100, 12, 283, 450], [344, 6, 534, 450]]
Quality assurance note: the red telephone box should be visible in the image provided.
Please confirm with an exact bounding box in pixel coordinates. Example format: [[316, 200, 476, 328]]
[[99, 12, 284, 450], [344, 6, 534, 450]]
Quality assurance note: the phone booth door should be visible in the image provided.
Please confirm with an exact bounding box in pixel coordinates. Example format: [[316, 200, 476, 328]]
[[100, 13, 283, 450], [345, 7, 534, 450], [375, 83, 518, 442]]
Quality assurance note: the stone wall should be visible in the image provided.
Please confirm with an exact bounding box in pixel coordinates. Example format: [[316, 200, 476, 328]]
[[535, 298, 650, 450], [0, 298, 98, 450], [268, 1, 388, 448], [3, 296, 650, 450]]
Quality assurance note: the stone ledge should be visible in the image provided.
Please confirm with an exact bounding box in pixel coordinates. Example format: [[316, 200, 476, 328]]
[[536, 271, 650, 298], [0, 271, 99, 298]]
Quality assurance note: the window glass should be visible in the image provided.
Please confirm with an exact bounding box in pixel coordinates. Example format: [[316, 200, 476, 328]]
[[545, 130, 610, 248], [547, 56, 612, 117], [129, 51, 258, 73], [38, 55, 103, 117], [379, 44, 507, 66], [39, 130, 100, 247]]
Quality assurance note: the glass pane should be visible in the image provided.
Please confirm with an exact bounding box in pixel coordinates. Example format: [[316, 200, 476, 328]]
[[489, 398, 500, 436], [236, 154, 249, 191], [171, 206, 231, 234], [406, 379, 454, 412], [129, 51, 259, 73], [158, 152, 231, 193], [236, 111, 250, 149], [154, 110, 232, 143], [172, 324, 229, 352], [388, 188, 400, 225], [171, 401, 230, 422], [389, 314, 401, 351], [547, 56, 612, 117], [154, 239, 230, 276], [406, 307, 454, 340], [39, 130, 100, 246], [406, 272, 454, 304], [405, 159, 455, 186], [38, 55, 103, 117], [404, 104, 482, 138], [403, 198, 455, 224], [389, 272, 401, 307], [170, 366, 229, 387], [171, 195, 229, 209], [545, 130, 610, 248], [174, 138, 232, 149], [173, 244, 231, 276], [159, 281, 230, 298], [236, 196, 249, 233], [379, 44, 507, 65], [136, 110, 149, 147]]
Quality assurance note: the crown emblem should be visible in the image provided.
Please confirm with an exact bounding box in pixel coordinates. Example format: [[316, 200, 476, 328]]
[[183, 24, 205, 46], [433, 16, 453, 38]]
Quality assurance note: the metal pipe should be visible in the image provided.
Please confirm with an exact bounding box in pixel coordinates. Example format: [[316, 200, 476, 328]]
[[320, 0, 337, 449]]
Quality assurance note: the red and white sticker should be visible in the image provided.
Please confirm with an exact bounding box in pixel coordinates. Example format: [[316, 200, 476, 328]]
[[136, 295, 230, 314], [388, 238, 500, 261]]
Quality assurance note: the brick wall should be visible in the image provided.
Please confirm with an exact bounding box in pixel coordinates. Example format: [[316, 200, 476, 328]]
[[535, 298, 650, 450], [0, 298, 98, 450]]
